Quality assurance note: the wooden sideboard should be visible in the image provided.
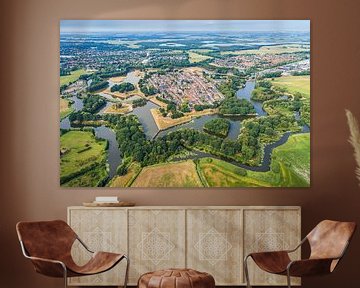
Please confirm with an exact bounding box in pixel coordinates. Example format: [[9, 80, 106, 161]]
[[67, 206, 301, 286]]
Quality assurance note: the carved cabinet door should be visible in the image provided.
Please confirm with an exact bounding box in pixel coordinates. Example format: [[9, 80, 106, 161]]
[[243, 209, 301, 286], [68, 208, 128, 286], [186, 209, 243, 285], [128, 209, 186, 284]]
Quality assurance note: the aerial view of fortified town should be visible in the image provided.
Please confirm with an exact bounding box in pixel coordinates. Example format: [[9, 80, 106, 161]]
[[60, 20, 310, 188]]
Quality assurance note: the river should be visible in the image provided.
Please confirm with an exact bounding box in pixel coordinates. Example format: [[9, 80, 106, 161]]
[[60, 96, 121, 179], [94, 125, 121, 179], [60, 95, 83, 130], [98, 70, 141, 102], [236, 81, 267, 116], [185, 132, 292, 172], [60, 70, 144, 179], [60, 74, 309, 180], [130, 101, 160, 139]]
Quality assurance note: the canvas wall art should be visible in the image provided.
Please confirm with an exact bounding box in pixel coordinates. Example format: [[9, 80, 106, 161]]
[[60, 20, 310, 188]]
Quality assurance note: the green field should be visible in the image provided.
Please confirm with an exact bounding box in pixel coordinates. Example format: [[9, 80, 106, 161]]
[[60, 130, 108, 187], [131, 160, 203, 187], [188, 51, 213, 63], [221, 44, 310, 56], [271, 76, 310, 98], [107, 39, 141, 49], [60, 69, 88, 86], [197, 133, 310, 187]]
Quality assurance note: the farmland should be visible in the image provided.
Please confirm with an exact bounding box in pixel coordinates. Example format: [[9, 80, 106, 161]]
[[60, 98, 74, 119], [188, 51, 213, 63], [271, 76, 310, 98], [60, 69, 88, 86], [60, 130, 108, 187], [131, 160, 203, 187], [197, 133, 310, 187], [221, 44, 310, 56], [109, 162, 142, 187]]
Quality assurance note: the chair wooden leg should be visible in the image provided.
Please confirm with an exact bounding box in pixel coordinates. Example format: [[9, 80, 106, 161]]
[[244, 255, 252, 288]]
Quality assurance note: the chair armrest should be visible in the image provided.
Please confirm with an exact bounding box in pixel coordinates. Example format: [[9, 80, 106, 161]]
[[287, 258, 335, 277], [19, 241, 67, 277], [26, 255, 65, 265], [26, 255, 67, 278], [245, 237, 306, 259], [248, 250, 289, 256]]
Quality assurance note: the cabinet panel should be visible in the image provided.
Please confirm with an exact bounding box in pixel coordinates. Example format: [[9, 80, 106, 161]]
[[243, 209, 301, 286], [186, 209, 243, 285], [68, 208, 127, 286], [128, 209, 186, 284]]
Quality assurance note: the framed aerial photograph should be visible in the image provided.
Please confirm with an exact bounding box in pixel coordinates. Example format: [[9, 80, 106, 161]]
[[60, 20, 310, 188]]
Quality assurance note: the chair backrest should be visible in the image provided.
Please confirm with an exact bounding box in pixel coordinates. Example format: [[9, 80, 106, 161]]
[[16, 220, 77, 261], [307, 220, 356, 261]]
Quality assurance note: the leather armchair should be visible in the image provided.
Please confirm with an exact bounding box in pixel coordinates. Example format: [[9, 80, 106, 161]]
[[244, 220, 356, 288], [16, 220, 129, 288]]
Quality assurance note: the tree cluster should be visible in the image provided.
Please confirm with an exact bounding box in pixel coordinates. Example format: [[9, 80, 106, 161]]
[[251, 80, 278, 102], [218, 76, 245, 98], [110, 82, 135, 93], [219, 98, 256, 115], [156, 96, 174, 105], [203, 118, 230, 138], [87, 80, 109, 92], [82, 95, 106, 113], [103, 114, 245, 167], [293, 70, 310, 76], [259, 71, 282, 79], [194, 103, 218, 111], [263, 98, 301, 115], [139, 79, 157, 96], [132, 98, 147, 108], [68, 111, 102, 123]]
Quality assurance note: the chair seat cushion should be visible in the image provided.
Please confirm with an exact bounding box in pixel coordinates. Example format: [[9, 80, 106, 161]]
[[138, 269, 215, 288]]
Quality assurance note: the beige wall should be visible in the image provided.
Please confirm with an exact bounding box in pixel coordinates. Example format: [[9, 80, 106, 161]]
[[1, 0, 360, 287]]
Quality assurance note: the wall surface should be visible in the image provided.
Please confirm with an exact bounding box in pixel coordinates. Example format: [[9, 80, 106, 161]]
[[1, 0, 360, 287]]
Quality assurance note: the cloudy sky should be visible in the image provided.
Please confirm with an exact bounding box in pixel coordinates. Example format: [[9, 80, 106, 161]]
[[61, 20, 310, 33]]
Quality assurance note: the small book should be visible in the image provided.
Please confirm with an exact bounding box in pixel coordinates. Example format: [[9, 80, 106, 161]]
[[95, 196, 118, 202], [93, 201, 119, 204]]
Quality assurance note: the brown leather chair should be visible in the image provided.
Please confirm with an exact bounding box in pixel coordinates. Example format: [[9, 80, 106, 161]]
[[16, 220, 129, 288], [244, 220, 356, 288]]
